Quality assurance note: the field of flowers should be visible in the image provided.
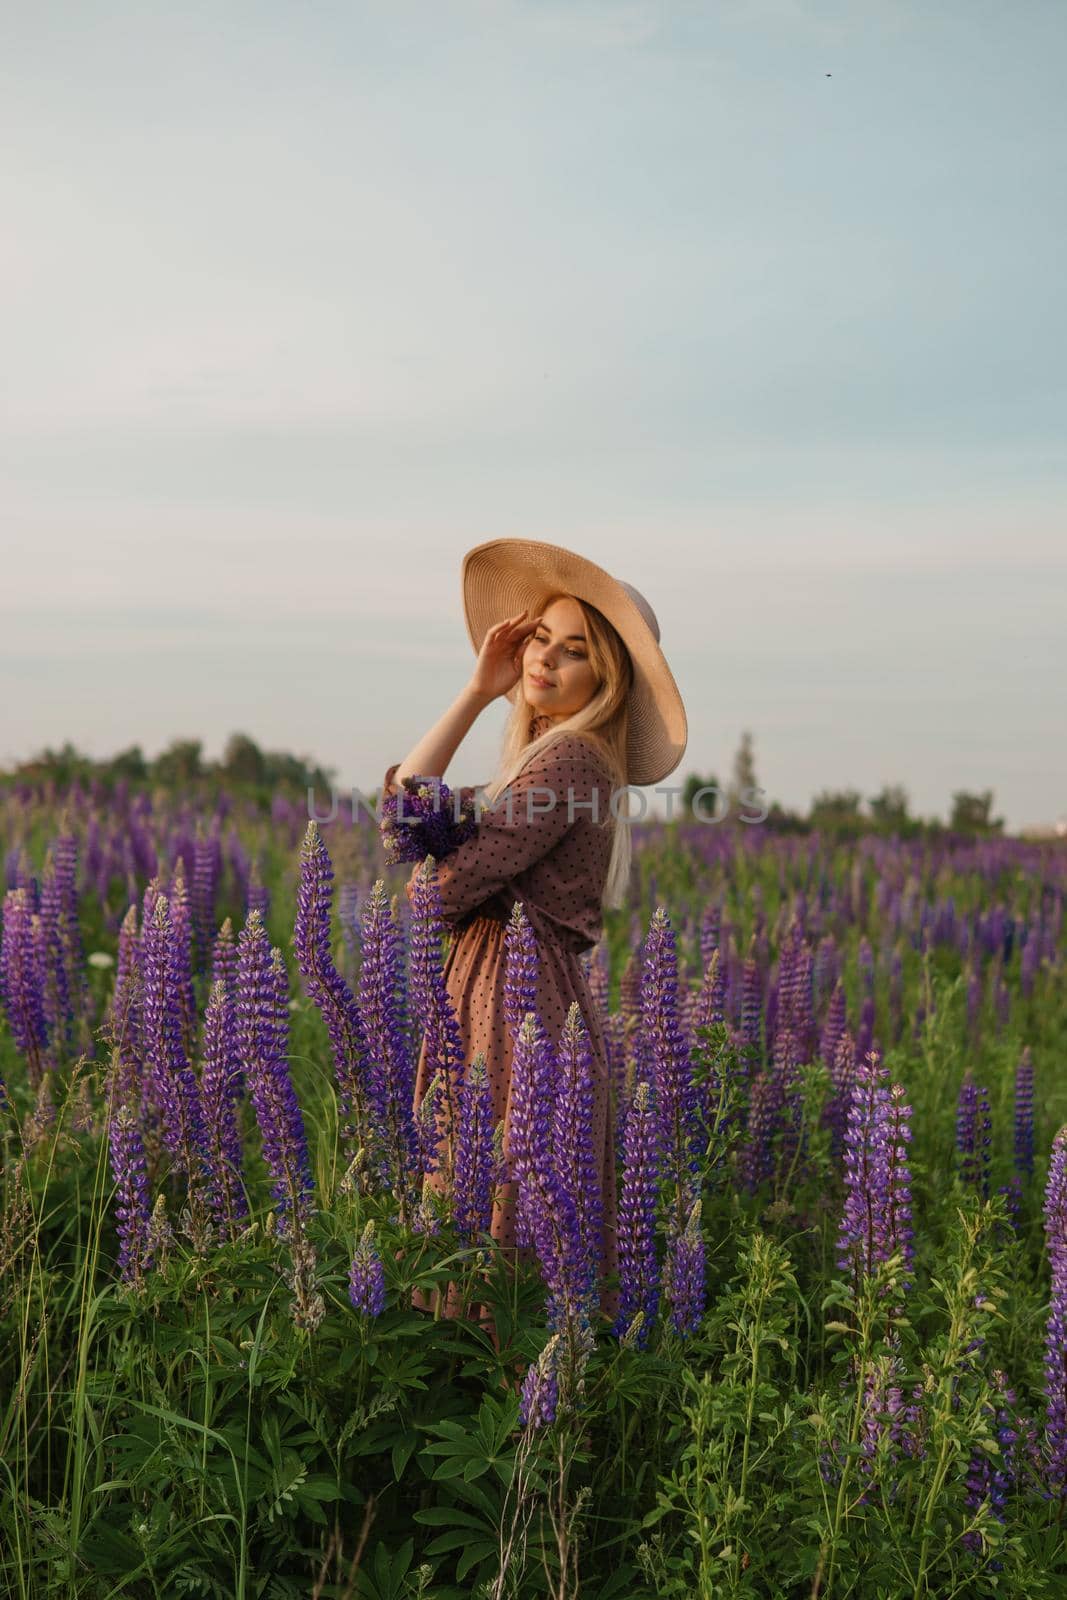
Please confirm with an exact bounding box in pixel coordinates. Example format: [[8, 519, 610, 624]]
[[1, 774, 1065, 1599]]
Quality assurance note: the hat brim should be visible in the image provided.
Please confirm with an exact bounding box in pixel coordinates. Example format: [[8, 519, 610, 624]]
[[461, 538, 687, 788]]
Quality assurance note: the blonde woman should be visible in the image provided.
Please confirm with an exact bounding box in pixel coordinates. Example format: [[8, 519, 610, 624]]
[[381, 539, 687, 1341]]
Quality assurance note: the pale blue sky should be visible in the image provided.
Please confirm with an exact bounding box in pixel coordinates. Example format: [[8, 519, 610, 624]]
[[2, 0, 1065, 828]]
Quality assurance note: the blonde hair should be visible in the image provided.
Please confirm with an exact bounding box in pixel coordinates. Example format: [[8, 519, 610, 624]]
[[482, 591, 635, 916]]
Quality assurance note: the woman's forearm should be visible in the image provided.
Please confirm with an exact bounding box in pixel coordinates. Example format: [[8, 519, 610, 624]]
[[392, 683, 494, 787]]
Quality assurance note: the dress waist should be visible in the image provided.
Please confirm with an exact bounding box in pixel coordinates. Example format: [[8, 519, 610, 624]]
[[454, 906, 592, 958]]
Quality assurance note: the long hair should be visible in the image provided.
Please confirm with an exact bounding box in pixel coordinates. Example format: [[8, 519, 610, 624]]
[[481, 591, 635, 915]]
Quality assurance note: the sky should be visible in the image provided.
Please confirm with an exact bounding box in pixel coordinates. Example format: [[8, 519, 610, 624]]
[[2, 0, 1065, 830]]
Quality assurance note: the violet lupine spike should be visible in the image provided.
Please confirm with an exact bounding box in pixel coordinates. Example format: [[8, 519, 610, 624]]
[[52, 828, 92, 1043], [957, 1071, 992, 1198], [166, 864, 198, 1061], [738, 936, 763, 1066], [771, 1024, 805, 1185], [519, 1333, 561, 1430], [199, 979, 248, 1238], [141, 896, 214, 1197], [1014, 1046, 1035, 1181], [819, 979, 847, 1073], [414, 1071, 444, 1179], [111, 902, 143, 1100], [236, 918, 315, 1234], [293, 822, 375, 1159], [640, 908, 702, 1218], [210, 917, 239, 1085], [357, 879, 419, 1212], [1, 885, 50, 1088], [510, 1012, 587, 1329], [663, 1197, 705, 1338], [191, 823, 221, 974], [508, 1009, 559, 1249], [613, 1079, 661, 1349], [246, 858, 270, 922], [407, 855, 469, 1188], [836, 1051, 908, 1297], [1041, 1127, 1067, 1499], [882, 1082, 915, 1293], [106, 1075, 155, 1289], [740, 1070, 778, 1193], [453, 1052, 496, 1242], [825, 1028, 857, 1165], [553, 1002, 603, 1308], [348, 1219, 387, 1317], [503, 901, 540, 1048], [962, 1370, 1019, 1558], [38, 855, 75, 1060]]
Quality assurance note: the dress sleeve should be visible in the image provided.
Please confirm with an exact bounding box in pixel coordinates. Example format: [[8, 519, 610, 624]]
[[409, 742, 612, 925]]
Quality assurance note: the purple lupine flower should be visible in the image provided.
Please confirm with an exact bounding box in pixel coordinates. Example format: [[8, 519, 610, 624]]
[[510, 1013, 587, 1329], [962, 1370, 1019, 1557], [518, 1334, 561, 1430], [407, 856, 467, 1187], [504, 901, 540, 1048], [738, 937, 763, 1066], [740, 1070, 778, 1193], [553, 1002, 602, 1309], [1042, 1130, 1067, 1498], [379, 774, 477, 865], [641, 908, 702, 1214], [857, 1340, 913, 1500], [236, 913, 315, 1234], [109, 904, 142, 1105], [1, 885, 50, 1087], [826, 1028, 857, 1165], [1014, 1046, 1035, 1181], [663, 1197, 705, 1337], [614, 1079, 661, 1348], [836, 1051, 913, 1300], [51, 829, 91, 1045], [957, 1072, 992, 1198], [348, 1220, 387, 1317], [199, 979, 248, 1238], [191, 823, 221, 974], [883, 1082, 915, 1291], [294, 823, 374, 1157], [167, 863, 198, 1062], [414, 1071, 444, 1179], [453, 1052, 496, 1242], [38, 856, 75, 1060], [140, 895, 213, 1197], [246, 858, 270, 923], [507, 1005, 557, 1250], [210, 917, 241, 1090], [357, 879, 419, 1215], [819, 979, 847, 1072], [106, 1070, 154, 1287]]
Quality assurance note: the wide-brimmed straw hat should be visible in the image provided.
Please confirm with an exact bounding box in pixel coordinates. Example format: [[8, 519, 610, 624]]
[[461, 538, 688, 787]]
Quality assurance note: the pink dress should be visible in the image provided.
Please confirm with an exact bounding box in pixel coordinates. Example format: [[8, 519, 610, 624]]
[[381, 727, 621, 1333]]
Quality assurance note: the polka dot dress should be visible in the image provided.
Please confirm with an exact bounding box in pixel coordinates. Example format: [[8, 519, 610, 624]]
[[381, 724, 621, 1337]]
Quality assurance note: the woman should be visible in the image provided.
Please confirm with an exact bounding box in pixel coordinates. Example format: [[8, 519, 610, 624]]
[[380, 539, 687, 1340]]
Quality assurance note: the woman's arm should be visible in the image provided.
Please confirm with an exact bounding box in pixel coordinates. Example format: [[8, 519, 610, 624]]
[[391, 683, 492, 789], [390, 610, 541, 787]]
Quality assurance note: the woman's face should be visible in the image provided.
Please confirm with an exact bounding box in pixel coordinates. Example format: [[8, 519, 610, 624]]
[[522, 596, 598, 722]]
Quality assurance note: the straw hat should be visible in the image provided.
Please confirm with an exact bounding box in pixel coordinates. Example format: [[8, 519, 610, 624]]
[[461, 538, 688, 787]]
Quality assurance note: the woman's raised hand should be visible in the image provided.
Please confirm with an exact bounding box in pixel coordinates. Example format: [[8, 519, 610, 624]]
[[468, 610, 541, 703]]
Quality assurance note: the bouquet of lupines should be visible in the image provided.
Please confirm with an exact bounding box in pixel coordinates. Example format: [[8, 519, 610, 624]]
[[379, 775, 478, 865]]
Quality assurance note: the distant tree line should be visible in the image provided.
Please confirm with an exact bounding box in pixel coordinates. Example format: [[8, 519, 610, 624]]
[[0, 734, 335, 809], [679, 729, 1009, 840], [0, 728, 1019, 839]]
